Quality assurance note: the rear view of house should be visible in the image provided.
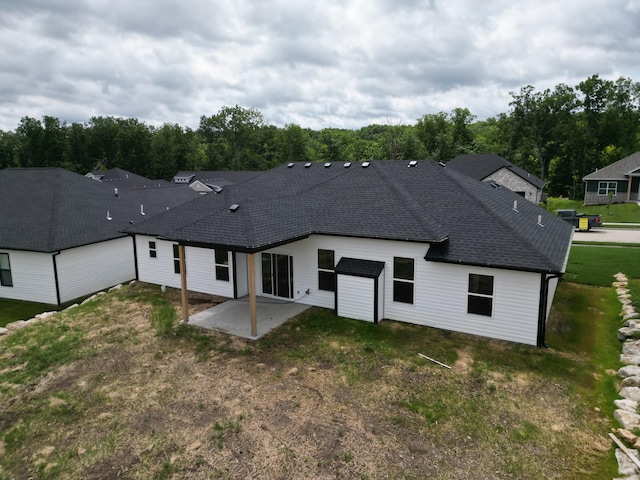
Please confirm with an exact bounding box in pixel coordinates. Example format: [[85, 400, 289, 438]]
[[126, 160, 573, 346]]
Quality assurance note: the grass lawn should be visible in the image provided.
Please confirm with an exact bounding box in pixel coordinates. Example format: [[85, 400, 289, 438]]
[[0, 298, 60, 328], [546, 197, 640, 223], [0, 244, 638, 478]]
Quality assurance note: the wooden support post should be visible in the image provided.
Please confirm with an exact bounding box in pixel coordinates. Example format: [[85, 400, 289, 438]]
[[248, 253, 257, 337], [628, 177, 633, 202], [179, 244, 189, 323]]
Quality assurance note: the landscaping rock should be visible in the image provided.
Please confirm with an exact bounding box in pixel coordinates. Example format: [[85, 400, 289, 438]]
[[35, 311, 57, 321], [620, 387, 640, 402], [619, 428, 639, 444], [622, 377, 640, 388], [616, 448, 640, 476], [615, 409, 640, 430], [81, 295, 97, 305], [615, 273, 629, 282], [619, 327, 640, 341], [615, 399, 639, 414], [0, 327, 7, 336], [624, 340, 640, 355], [621, 354, 640, 366], [618, 366, 640, 379], [108, 284, 123, 292], [64, 303, 79, 311], [5, 320, 27, 331]]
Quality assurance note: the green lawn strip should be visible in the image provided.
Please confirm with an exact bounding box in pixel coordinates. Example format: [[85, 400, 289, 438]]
[[0, 298, 61, 328], [566, 245, 640, 286]]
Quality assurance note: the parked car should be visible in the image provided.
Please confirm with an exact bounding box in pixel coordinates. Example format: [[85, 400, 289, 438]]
[[555, 209, 602, 231]]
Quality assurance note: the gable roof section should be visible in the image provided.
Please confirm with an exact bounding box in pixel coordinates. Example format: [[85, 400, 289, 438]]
[[88, 168, 170, 188], [447, 154, 545, 189], [0, 168, 200, 252], [127, 161, 573, 274], [583, 151, 640, 181]]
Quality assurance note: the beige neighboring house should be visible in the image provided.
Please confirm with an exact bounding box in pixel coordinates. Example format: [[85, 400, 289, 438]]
[[582, 152, 640, 205], [447, 154, 545, 203]]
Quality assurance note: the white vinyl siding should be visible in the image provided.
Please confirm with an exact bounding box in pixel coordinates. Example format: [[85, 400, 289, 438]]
[[337, 275, 375, 322], [257, 235, 543, 345], [0, 250, 57, 304], [135, 235, 235, 298], [56, 237, 135, 303]]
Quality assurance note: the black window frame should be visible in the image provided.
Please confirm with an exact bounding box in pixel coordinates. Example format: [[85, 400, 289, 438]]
[[318, 249, 336, 292], [0, 252, 13, 287], [215, 249, 230, 282], [393, 257, 414, 304], [467, 273, 494, 316], [173, 244, 180, 274], [149, 241, 157, 258]]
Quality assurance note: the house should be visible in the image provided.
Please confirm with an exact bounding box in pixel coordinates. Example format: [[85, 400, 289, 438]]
[[0, 168, 200, 305], [125, 160, 573, 347], [447, 154, 545, 203], [582, 152, 640, 205], [172, 171, 261, 193], [86, 167, 170, 188]]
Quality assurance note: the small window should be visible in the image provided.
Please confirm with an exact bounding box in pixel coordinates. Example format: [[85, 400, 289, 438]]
[[149, 241, 157, 258], [173, 244, 181, 274], [0, 253, 13, 287], [393, 257, 414, 304], [468, 274, 494, 316], [598, 181, 617, 196], [215, 249, 230, 282], [318, 249, 335, 292]]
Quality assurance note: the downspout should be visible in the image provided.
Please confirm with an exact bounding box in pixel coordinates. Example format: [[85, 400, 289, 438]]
[[52, 251, 61, 305], [131, 235, 139, 280], [536, 272, 563, 348]]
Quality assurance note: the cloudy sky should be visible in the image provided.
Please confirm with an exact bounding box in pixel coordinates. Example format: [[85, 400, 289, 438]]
[[1, 0, 639, 132]]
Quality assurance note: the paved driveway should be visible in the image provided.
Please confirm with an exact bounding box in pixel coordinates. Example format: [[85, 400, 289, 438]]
[[573, 228, 640, 244]]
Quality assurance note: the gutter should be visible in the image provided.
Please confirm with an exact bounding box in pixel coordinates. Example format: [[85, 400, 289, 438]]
[[52, 251, 61, 305], [536, 272, 563, 348]]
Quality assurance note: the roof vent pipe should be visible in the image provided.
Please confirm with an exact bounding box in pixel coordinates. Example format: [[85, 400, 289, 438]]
[[537, 215, 544, 227], [229, 204, 240, 212], [106, 211, 112, 221], [362, 161, 370, 168], [408, 160, 417, 167], [140, 204, 145, 216], [114, 187, 119, 197], [513, 200, 518, 212], [304, 162, 312, 168], [344, 162, 351, 168]]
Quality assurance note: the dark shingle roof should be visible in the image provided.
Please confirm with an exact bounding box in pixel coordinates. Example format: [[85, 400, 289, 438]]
[[447, 154, 545, 189], [127, 161, 573, 274], [0, 168, 200, 252], [583, 151, 640, 181]]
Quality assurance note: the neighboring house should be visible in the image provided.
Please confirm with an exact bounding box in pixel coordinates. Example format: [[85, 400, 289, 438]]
[[126, 160, 573, 347], [86, 167, 170, 188], [447, 154, 545, 203], [172, 171, 261, 193], [582, 152, 640, 205], [0, 168, 200, 305]]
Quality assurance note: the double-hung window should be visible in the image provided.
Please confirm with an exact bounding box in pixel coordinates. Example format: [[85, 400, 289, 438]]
[[393, 257, 414, 304], [0, 253, 13, 287], [598, 181, 617, 196], [318, 249, 336, 291], [215, 249, 230, 282], [149, 241, 157, 258], [173, 245, 181, 274], [467, 274, 494, 316]]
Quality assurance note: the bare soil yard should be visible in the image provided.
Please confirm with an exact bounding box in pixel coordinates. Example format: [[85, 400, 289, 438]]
[[0, 282, 617, 479]]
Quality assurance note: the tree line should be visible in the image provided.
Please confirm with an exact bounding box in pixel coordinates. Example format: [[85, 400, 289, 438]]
[[1, 74, 639, 198]]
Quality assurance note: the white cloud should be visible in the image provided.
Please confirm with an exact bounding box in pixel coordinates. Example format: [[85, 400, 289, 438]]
[[0, 0, 639, 131]]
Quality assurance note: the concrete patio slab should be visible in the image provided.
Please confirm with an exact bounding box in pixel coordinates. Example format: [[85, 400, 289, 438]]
[[187, 296, 311, 339]]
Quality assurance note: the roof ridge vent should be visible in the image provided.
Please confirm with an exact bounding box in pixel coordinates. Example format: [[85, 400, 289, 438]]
[[362, 161, 370, 168], [304, 162, 312, 168], [408, 160, 418, 167]]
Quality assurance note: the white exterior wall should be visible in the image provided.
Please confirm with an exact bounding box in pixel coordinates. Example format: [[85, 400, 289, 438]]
[[337, 275, 375, 322], [0, 249, 57, 304], [56, 237, 136, 303], [259, 235, 543, 345], [135, 235, 236, 298]]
